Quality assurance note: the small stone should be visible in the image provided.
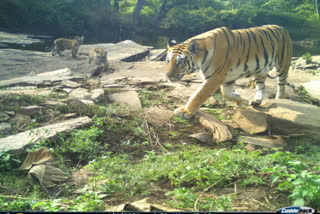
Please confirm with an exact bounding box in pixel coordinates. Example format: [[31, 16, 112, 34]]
[[144, 108, 174, 127], [238, 136, 286, 149], [108, 91, 142, 109], [4, 111, 15, 116], [61, 80, 81, 88], [0, 112, 10, 122], [69, 88, 91, 99], [0, 123, 12, 134], [91, 89, 105, 102], [20, 106, 45, 116], [189, 132, 213, 143], [79, 100, 95, 105], [62, 113, 77, 119], [11, 113, 31, 126], [72, 168, 94, 186]]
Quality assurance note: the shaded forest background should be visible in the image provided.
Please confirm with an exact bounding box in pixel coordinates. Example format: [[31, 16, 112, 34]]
[[0, 0, 319, 46]]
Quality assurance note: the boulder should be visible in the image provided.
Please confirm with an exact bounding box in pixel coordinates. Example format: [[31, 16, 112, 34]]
[[79, 40, 150, 62], [0, 112, 10, 122], [239, 136, 286, 149], [108, 91, 142, 110], [0, 123, 12, 134], [189, 132, 213, 143], [69, 88, 91, 100], [0, 116, 93, 155], [301, 80, 320, 101], [149, 49, 166, 61], [99, 61, 166, 85], [144, 108, 174, 127], [0, 88, 52, 96], [0, 67, 83, 88], [0, 31, 46, 50], [91, 89, 105, 102], [232, 108, 268, 134], [256, 99, 320, 140]]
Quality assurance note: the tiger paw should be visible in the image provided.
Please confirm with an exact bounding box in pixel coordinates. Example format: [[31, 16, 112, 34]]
[[249, 99, 261, 106], [174, 107, 194, 119]]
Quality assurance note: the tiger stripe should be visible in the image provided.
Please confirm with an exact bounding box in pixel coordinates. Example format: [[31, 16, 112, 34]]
[[166, 25, 292, 118]]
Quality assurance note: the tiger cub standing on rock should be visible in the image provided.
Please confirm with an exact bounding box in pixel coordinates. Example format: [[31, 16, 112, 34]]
[[166, 25, 292, 119], [52, 36, 84, 58], [88, 47, 109, 76]]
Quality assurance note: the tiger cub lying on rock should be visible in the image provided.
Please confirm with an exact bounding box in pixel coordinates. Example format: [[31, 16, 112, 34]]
[[88, 47, 109, 76]]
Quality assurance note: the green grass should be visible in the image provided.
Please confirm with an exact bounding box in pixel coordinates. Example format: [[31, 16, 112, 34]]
[[0, 94, 45, 112], [1, 92, 320, 211]]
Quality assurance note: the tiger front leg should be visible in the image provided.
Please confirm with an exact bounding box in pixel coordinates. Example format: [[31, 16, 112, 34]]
[[72, 47, 79, 58], [174, 76, 224, 119]]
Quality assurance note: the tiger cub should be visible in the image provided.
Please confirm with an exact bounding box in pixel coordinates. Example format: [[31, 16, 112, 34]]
[[88, 47, 108, 69], [51, 36, 84, 58], [166, 25, 292, 119]]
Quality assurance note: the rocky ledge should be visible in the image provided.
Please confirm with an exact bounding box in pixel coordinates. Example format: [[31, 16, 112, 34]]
[[0, 38, 320, 155]]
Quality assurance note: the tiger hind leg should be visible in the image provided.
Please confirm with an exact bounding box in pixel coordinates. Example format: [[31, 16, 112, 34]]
[[51, 46, 57, 56], [249, 76, 266, 106], [275, 65, 289, 99], [220, 82, 248, 105]]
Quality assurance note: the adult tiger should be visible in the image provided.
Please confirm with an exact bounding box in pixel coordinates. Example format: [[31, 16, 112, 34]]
[[166, 25, 292, 118]]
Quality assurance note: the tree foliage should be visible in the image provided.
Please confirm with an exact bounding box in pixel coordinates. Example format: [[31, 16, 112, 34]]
[[0, 0, 319, 40]]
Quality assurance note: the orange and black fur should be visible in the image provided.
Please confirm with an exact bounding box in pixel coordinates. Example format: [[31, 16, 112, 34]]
[[166, 25, 292, 118], [52, 36, 84, 58]]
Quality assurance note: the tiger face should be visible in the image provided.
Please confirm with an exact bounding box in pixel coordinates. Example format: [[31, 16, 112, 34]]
[[166, 40, 199, 81], [88, 47, 108, 66]]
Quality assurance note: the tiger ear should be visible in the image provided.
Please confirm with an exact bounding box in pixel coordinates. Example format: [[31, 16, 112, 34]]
[[167, 39, 177, 48], [188, 40, 198, 55]]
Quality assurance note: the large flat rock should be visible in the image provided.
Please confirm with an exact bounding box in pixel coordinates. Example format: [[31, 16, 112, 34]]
[[257, 99, 320, 140], [0, 68, 83, 88], [0, 116, 92, 155], [100, 61, 166, 85], [0, 40, 153, 82], [0, 49, 88, 81], [0, 31, 43, 46], [79, 40, 150, 62]]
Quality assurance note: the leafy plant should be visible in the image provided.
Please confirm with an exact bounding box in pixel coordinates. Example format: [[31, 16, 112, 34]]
[[0, 149, 22, 171], [302, 52, 313, 64]]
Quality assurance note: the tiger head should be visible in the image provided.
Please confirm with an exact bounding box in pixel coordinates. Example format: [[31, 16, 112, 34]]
[[94, 48, 107, 65], [166, 39, 201, 81]]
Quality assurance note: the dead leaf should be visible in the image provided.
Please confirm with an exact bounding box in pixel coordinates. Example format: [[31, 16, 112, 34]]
[[18, 147, 52, 170], [28, 162, 68, 198]]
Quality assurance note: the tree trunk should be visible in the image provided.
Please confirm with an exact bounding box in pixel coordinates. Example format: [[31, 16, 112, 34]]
[[316, 0, 320, 20], [114, 0, 119, 11], [152, 0, 177, 26], [132, 0, 146, 24]]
